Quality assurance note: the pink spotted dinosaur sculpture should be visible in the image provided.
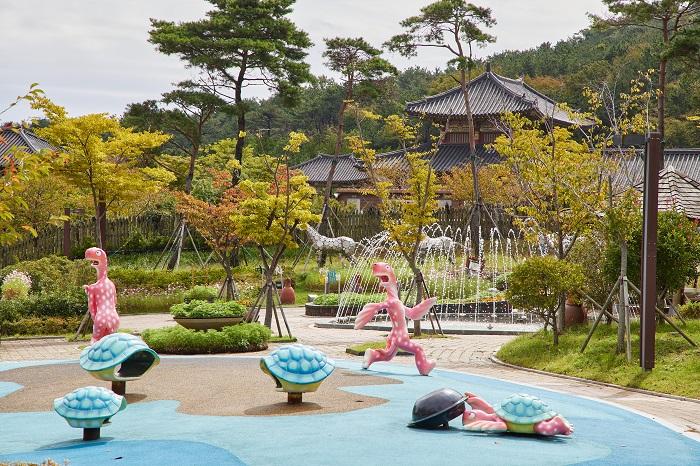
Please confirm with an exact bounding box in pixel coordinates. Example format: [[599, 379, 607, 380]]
[[354, 262, 437, 376], [84, 247, 119, 344]]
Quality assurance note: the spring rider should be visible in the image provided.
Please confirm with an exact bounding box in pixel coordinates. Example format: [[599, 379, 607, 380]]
[[354, 262, 437, 376]]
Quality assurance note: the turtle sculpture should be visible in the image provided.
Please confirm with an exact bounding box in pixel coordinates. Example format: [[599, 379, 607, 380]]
[[54, 386, 127, 441], [81, 333, 160, 395], [260, 344, 335, 404], [84, 247, 119, 344], [462, 392, 574, 436]]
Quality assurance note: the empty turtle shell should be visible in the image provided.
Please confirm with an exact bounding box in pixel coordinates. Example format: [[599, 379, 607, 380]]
[[409, 388, 466, 429]]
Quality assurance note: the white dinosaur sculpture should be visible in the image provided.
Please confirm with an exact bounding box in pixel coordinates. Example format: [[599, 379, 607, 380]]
[[305, 225, 358, 267], [417, 235, 456, 263]]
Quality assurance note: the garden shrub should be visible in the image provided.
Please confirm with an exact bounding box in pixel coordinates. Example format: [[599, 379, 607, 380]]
[[0, 255, 93, 294], [183, 285, 219, 303], [118, 292, 184, 314], [0, 290, 87, 320], [1, 316, 82, 336], [121, 231, 170, 253], [679, 301, 700, 319], [110, 266, 226, 290], [170, 300, 247, 319], [142, 323, 270, 354], [313, 293, 339, 306], [339, 292, 385, 307], [1, 271, 32, 300]]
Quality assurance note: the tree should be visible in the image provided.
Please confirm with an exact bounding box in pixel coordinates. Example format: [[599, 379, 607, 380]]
[[233, 132, 319, 330], [30, 97, 173, 249], [124, 81, 227, 268], [441, 163, 524, 208], [349, 112, 439, 336], [176, 171, 243, 300], [506, 256, 584, 345], [386, 0, 496, 238], [492, 112, 607, 332], [318, 37, 396, 229], [592, 1, 700, 139], [149, 0, 313, 183]]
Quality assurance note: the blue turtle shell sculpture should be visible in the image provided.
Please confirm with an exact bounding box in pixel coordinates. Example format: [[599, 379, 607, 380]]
[[260, 344, 335, 394], [495, 393, 558, 425], [54, 386, 126, 428], [80, 333, 160, 382]]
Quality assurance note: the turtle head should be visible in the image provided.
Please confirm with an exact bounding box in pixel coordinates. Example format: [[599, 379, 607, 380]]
[[85, 248, 108, 273]]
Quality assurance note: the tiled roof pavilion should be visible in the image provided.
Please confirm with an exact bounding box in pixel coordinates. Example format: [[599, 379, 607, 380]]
[[0, 125, 57, 167], [406, 68, 582, 126]]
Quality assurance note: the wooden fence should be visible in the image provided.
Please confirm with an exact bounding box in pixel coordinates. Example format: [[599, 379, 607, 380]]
[[328, 206, 516, 240], [0, 215, 176, 268]]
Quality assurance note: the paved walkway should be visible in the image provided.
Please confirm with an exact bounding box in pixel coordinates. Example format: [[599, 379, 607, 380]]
[[1, 308, 698, 441]]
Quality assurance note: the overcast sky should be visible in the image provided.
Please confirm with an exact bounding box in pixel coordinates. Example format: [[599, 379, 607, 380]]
[[1, 0, 608, 122]]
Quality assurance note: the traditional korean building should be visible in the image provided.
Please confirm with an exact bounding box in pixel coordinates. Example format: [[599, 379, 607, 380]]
[[295, 66, 700, 212], [0, 123, 57, 172]]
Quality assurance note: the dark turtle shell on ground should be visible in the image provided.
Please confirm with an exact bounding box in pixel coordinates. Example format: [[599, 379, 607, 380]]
[[409, 388, 466, 428], [261, 344, 334, 385], [54, 386, 126, 428], [495, 393, 557, 425], [80, 333, 159, 380]]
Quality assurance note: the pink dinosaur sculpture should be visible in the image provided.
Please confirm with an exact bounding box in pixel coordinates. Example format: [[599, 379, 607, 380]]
[[84, 247, 119, 344], [354, 262, 437, 376]]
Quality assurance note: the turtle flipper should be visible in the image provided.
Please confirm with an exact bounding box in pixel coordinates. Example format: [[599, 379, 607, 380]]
[[534, 416, 574, 436], [462, 412, 507, 432]]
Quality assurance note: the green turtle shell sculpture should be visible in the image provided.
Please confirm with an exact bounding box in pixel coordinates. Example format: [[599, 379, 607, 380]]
[[260, 344, 335, 403], [54, 386, 126, 440], [80, 333, 160, 394], [463, 392, 573, 436]]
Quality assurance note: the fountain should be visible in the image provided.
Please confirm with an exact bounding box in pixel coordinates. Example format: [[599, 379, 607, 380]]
[[332, 223, 542, 333]]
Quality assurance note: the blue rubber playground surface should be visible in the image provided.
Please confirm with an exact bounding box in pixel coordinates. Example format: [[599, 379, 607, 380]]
[[1, 357, 698, 465]]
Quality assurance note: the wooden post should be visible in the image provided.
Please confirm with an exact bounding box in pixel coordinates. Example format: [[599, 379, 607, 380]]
[[640, 132, 661, 371], [63, 207, 72, 258]]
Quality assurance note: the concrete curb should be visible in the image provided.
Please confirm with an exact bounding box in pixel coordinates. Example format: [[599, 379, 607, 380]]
[[489, 354, 700, 405]]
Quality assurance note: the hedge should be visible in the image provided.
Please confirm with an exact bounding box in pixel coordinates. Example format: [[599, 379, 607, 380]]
[[170, 300, 247, 319], [142, 323, 270, 354], [1, 316, 82, 336]]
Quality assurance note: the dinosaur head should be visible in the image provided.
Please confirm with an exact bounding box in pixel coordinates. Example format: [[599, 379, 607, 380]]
[[372, 262, 398, 296], [85, 247, 108, 274]]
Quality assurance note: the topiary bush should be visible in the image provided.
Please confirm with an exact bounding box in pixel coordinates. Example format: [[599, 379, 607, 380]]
[[109, 266, 226, 290], [142, 323, 270, 354], [183, 285, 219, 303], [170, 300, 247, 319], [679, 301, 700, 319]]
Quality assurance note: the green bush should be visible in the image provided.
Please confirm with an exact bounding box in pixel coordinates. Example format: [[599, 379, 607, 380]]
[[1, 316, 82, 336], [313, 293, 339, 305], [0, 289, 87, 320], [679, 301, 700, 319], [170, 300, 247, 319], [183, 285, 219, 303], [118, 292, 184, 314], [339, 292, 385, 307], [142, 323, 270, 354], [0, 255, 93, 294], [110, 266, 226, 290], [121, 231, 170, 253]]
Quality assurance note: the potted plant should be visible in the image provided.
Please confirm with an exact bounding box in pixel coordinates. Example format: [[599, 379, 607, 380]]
[[564, 292, 585, 327], [171, 300, 246, 331]]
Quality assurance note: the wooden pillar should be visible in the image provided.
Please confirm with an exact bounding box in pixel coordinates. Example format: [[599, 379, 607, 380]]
[[640, 132, 661, 371], [62, 207, 72, 258]]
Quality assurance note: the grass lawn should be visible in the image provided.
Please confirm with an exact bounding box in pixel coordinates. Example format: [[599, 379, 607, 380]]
[[497, 319, 700, 399]]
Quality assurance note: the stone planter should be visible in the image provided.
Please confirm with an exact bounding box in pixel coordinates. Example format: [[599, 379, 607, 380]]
[[174, 317, 243, 331], [304, 304, 339, 317]]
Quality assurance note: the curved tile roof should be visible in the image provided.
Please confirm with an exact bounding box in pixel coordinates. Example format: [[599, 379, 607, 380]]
[[293, 153, 367, 185], [0, 126, 57, 167], [406, 71, 581, 125], [633, 164, 700, 219]]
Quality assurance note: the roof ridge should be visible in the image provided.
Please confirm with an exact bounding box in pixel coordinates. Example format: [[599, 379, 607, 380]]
[[405, 72, 490, 107], [488, 72, 539, 108]]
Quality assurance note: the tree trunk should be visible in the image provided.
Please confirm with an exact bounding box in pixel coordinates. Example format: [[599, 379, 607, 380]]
[[264, 274, 274, 328], [168, 148, 197, 270], [616, 240, 628, 354], [553, 316, 559, 345], [318, 95, 351, 233], [232, 72, 246, 185], [460, 67, 480, 245], [412, 267, 423, 337]]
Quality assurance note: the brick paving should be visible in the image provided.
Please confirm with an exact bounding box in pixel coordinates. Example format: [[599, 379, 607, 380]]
[[1, 308, 698, 441]]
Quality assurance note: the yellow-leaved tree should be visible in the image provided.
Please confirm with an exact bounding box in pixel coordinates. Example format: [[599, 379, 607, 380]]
[[30, 96, 173, 248], [232, 132, 320, 332], [350, 112, 439, 336]]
